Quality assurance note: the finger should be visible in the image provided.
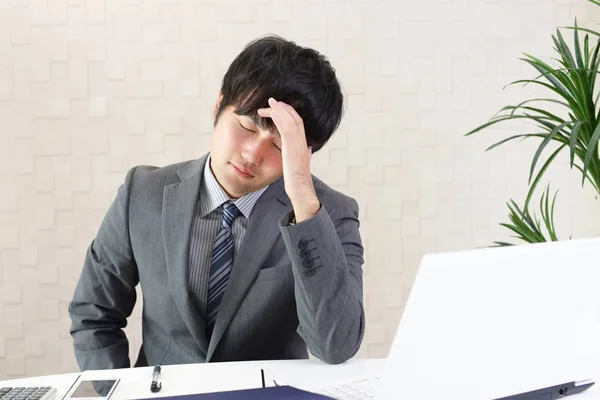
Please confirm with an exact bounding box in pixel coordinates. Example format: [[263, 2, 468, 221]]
[[273, 99, 296, 122], [267, 97, 280, 115], [267, 98, 294, 132], [268, 97, 294, 121], [279, 102, 303, 125], [257, 108, 273, 118]]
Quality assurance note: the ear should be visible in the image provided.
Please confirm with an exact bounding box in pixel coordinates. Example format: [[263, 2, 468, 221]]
[[212, 92, 224, 120]]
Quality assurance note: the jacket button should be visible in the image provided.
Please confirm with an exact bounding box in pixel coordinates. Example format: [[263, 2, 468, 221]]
[[298, 240, 308, 250], [300, 249, 311, 259], [302, 258, 313, 268], [306, 269, 316, 277]]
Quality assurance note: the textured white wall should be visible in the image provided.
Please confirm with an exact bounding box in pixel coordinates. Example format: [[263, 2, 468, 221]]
[[1, 0, 600, 378]]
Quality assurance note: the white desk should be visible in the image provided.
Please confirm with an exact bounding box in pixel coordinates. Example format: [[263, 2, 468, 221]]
[[0, 359, 384, 399], [2, 358, 600, 399]]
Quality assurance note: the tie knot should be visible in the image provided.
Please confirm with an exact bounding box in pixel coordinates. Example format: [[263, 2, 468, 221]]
[[220, 201, 241, 229]]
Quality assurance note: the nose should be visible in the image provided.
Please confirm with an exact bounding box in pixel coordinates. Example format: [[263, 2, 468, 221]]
[[241, 136, 269, 166]]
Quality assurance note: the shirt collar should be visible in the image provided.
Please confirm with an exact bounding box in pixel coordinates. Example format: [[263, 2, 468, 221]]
[[198, 155, 269, 219]]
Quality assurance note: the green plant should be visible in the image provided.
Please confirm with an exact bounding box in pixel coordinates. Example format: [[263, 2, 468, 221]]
[[466, 5, 600, 246], [493, 144, 565, 246], [494, 184, 561, 246]]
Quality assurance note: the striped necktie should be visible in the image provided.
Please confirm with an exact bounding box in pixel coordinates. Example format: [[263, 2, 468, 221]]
[[206, 201, 241, 335]]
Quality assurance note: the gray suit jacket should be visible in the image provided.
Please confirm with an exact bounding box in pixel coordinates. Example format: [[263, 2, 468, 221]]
[[68, 154, 365, 370]]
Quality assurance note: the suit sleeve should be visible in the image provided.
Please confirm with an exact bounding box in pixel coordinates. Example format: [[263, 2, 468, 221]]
[[279, 196, 365, 364], [68, 167, 140, 371]]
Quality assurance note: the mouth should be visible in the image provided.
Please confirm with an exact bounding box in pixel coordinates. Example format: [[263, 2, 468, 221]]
[[230, 162, 255, 178]]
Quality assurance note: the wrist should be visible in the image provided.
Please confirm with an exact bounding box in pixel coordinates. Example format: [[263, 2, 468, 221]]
[[291, 195, 321, 223]]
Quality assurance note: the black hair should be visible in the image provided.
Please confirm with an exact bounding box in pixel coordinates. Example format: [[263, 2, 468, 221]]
[[215, 35, 344, 152]]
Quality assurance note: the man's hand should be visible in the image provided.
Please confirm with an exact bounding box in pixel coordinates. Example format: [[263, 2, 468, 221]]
[[258, 97, 320, 223]]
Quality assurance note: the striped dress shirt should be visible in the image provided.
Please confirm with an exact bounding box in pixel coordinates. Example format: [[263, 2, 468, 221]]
[[187, 156, 269, 320]]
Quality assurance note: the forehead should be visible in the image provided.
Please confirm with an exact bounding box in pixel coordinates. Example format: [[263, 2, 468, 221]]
[[234, 109, 280, 137]]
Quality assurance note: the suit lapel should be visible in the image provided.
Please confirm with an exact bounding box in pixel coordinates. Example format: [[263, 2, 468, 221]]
[[162, 156, 209, 355], [206, 178, 291, 360]]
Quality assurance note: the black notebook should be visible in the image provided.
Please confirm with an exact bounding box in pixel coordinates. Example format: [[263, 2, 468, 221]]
[[136, 385, 333, 400]]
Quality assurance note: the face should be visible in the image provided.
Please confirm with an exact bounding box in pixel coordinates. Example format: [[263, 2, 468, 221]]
[[209, 96, 284, 198]]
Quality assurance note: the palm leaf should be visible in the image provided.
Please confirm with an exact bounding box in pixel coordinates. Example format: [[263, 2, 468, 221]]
[[505, 79, 580, 110], [464, 115, 556, 136], [508, 105, 565, 122], [549, 189, 559, 238], [528, 121, 572, 182], [485, 133, 546, 151], [584, 34, 590, 67], [540, 186, 559, 241], [496, 185, 561, 246], [525, 144, 566, 209], [564, 26, 600, 39], [520, 57, 579, 110], [570, 121, 584, 166], [573, 163, 600, 193], [574, 20, 584, 69], [582, 121, 600, 183], [508, 98, 570, 116]]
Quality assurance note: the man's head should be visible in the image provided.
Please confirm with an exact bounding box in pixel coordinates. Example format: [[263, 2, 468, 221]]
[[209, 35, 344, 198]]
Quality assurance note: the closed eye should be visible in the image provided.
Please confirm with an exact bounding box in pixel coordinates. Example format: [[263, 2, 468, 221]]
[[238, 121, 255, 132], [238, 119, 281, 151]]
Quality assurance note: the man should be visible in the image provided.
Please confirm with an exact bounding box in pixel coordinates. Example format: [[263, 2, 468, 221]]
[[68, 35, 365, 371]]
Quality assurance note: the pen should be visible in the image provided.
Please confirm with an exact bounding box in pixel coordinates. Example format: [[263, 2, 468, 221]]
[[150, 365, 162, 393], [261, 369, 265, 388]]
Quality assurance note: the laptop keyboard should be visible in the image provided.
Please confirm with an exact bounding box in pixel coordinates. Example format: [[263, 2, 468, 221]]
[[315, 375, 381, 399], [0, 387, 57, 400]]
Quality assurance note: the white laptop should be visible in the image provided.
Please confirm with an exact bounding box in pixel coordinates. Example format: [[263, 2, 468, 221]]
[[316, 237, 600, 399]]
